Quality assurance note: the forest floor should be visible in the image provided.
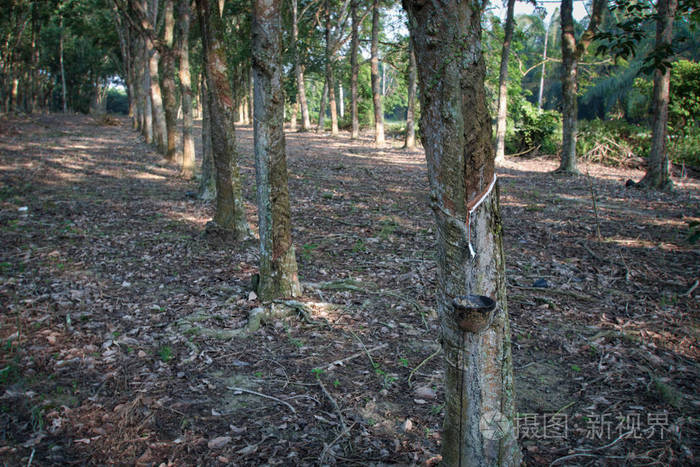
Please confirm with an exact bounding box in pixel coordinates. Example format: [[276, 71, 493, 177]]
[[0, 113, 698, 466]]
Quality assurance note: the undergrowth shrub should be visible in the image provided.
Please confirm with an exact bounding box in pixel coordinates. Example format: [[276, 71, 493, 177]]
[[577, 119, 649, 167], [505, 99, 561, 156]]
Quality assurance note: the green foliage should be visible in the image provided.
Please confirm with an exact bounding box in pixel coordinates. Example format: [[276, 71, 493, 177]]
[[158, 345, 173, 362], [506, 98, 561, 155], [106, 88, 129, 115], [633, 60, 700, 165]]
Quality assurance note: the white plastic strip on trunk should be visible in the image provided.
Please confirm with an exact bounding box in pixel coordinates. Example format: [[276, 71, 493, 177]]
[[467, 174, 497, 258]]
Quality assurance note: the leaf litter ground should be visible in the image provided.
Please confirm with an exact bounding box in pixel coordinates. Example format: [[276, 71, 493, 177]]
[[0, 114, 698, 465]]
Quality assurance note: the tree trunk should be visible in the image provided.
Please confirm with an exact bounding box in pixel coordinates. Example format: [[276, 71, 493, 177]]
[[494, 0, 515, 164], [290, 95, 298, 131], [370, 0, 384, 146], [178, 0, 195, 179], [338, 83, 344, 118], [161, 0, 180, 162], [197, 0, 250, 237], [559, 0, 579, 173], [29, 16, 38, 113], [638, 0, 677, 190], [558, 0, 606, 174], [404, 45, 416, 149], [292, 0, 311, 131], [252, 0, 302, 300], [146, 0, 167, 153], [90, 81, 107, 115], [199, 73, 216, 200], [249, 69, 254, 123], [537, 15, 550, 110], [318, 77, 328, 131], [59, 18, 68, 113], [402, 0, 521, 465], [350, 0, 360, 139], [142, 41, 154, 143], [324, 0, 339, 135]]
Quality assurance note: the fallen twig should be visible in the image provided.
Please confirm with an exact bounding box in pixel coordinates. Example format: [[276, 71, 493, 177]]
[[326, 343, 388, 370], [408, 347, 442, 387], [348, 330, 376, 369], [227, 387, 296, 414], [511, 285, 594, 301], [317, 376, 347, 432], [318, 422, 355, 464], [685, 279, 699, 297]]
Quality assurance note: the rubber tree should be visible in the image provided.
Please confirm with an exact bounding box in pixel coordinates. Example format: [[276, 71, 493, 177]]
[[144, 0, 167, 153], [177, 0, 195, 178], [160, 0, 180, 162], [291, 0, 311, 130], [196, 0, 250, 237], [402, 0, 520, 464], [198, 73, 216, 200], [404, 43, 416, 149], [558, 0, 606, 174], [638, 0, 677, 190], [350, 0, 360, 139], [252, 0, 302, 300], [494, 0, 515, 164], [370, 0, 384, 146], [324, 0, 339, 135]]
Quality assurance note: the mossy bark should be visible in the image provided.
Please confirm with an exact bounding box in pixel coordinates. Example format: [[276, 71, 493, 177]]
[[402, 1, 520, 464], [252, 0, 302, 300], [197, 0, 250, 237]]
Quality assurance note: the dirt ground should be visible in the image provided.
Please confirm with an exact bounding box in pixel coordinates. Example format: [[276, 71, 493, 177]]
[[0, 113, 698, 465]]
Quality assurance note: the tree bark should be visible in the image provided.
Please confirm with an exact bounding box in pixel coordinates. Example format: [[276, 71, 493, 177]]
[[199, 73, 216, 200], [370, 0, 384, 146], [145, 0, 167, 153], [292, 0, 311, 131], [252, 0, 302, 300], [494, 0, 515, 164], [197, 0, 251, 237], [638, 0, 677, 190], [402, 0, 521, 464], [558, 0, 606, 173], [161, 0, 180, 162], [338, 83, 344, 118], [324, 0, 339, 136], [178, 0, 195, 179], [537, 15, 551, 110], [59, 18, 68, 113], [317, 77, 328, 131], [142, 40, 154, 143], [290, 95, 298, 131], [404, 44, 416, 149], [350, 0, 360, 139]]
